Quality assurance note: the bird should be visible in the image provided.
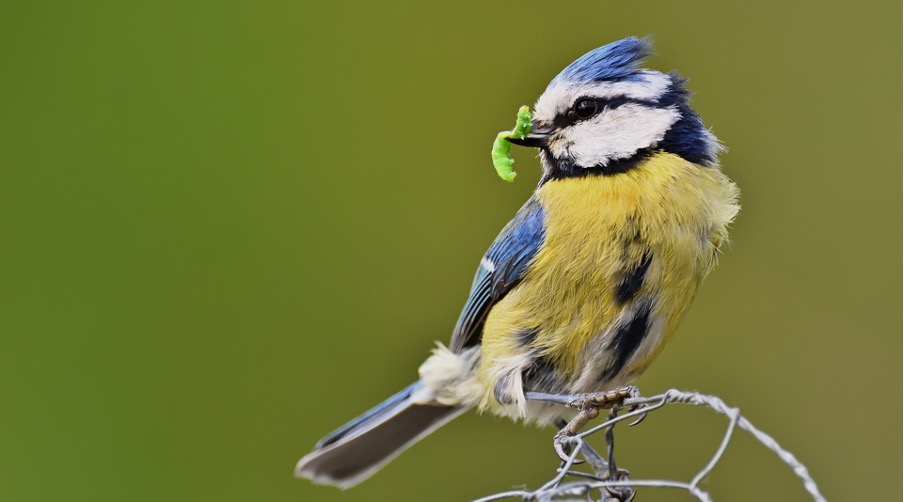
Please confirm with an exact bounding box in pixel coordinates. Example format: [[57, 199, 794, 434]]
[[296, 36, 739, 489]]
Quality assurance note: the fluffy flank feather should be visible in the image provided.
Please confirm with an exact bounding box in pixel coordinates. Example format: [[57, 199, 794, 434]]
[[416, 344, 483, 407]]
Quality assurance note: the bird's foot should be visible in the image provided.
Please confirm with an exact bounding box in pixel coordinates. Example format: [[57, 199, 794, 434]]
[[552, 406, 600, 463], [571, 386, 649, 427], [564, 386, 639, 411], [550, 386, 647, 463]]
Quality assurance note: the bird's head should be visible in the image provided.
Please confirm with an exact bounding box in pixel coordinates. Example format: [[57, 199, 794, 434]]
[[507, 37, 721, 181]]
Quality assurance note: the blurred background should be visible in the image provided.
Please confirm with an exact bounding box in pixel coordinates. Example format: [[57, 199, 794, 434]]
[[0, 1, 899, 500]]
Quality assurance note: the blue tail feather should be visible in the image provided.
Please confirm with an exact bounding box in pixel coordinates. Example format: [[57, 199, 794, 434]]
[[297, 380, 470, 488], [316, 381, 423, 448]]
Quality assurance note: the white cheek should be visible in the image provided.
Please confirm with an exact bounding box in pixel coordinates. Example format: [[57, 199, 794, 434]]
[[553, 104, 681, 167]]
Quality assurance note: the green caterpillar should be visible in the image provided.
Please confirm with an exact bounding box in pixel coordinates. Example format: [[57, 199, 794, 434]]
[[491, 105, 532, 182]]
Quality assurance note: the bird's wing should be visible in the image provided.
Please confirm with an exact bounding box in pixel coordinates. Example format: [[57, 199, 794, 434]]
[[448, 195, 546, 353]]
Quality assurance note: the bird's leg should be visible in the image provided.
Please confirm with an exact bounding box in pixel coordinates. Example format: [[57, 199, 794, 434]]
[[526, 386, 639, 410], [526, 386, 645, 463], [527, 386, 648, 426]]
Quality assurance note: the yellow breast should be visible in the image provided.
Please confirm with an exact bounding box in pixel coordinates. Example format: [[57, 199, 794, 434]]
[[477, 152, 738, 408]]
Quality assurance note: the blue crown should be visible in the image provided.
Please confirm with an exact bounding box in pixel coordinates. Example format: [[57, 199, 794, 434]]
[[552, 37, 653, 85]]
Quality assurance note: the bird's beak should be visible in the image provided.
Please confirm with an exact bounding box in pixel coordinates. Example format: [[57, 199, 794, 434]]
[[505, 120, 552, 148]]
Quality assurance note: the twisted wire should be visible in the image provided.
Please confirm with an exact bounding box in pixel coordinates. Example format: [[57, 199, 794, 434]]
[[473, 389, 826, 502]]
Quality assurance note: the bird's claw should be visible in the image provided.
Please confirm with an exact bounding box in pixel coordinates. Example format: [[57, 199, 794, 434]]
[[553, 431, 584, 464], [627, 412, 646, 426], [622, 387, 649, 426], [627, 405, 648, 427]]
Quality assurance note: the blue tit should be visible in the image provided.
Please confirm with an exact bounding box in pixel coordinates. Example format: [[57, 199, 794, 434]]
[[296, 36, 739, 488]]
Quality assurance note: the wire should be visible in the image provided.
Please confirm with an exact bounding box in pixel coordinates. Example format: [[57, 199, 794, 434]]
[[473, 389, 826, 502]]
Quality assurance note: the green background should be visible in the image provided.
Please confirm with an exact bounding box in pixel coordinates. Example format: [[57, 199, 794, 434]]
[[1, 1, 900, 501]]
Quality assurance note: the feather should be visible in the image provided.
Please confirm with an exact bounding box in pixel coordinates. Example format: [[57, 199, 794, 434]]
[[295, 382, 468, 489], [552, 37, 653, 85], [447, 196, 545, 353]]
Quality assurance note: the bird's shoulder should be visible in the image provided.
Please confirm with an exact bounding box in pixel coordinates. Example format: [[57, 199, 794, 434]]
[[447, 196, 546, 353]]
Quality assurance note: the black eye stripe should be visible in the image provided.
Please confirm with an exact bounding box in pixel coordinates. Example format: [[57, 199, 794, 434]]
[[553, 96, 657, 129]]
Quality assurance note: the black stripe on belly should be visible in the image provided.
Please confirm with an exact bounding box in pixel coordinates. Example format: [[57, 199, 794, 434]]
[[599, 299, 653, 382], [614, 252, 652, 304]]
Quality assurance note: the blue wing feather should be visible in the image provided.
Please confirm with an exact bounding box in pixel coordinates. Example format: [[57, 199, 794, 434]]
[[448, 196, 546, 353]]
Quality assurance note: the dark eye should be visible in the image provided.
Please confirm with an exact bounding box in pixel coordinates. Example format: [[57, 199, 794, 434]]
[[573, 98, 599, 119]]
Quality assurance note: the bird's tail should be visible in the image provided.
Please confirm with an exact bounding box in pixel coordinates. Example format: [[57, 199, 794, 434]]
[[295, 381, 469, 489]]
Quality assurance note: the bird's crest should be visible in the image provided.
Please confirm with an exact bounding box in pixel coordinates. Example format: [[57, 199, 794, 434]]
[[552, 37, 653, 86]]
